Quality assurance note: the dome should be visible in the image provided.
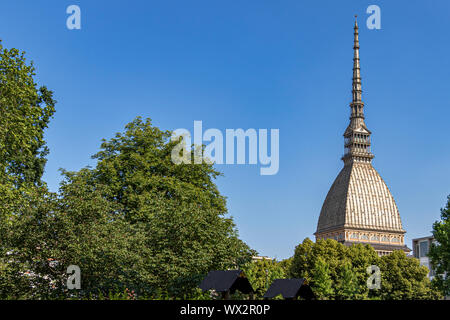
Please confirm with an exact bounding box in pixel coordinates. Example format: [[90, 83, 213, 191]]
[[316, 161, 405, 234]]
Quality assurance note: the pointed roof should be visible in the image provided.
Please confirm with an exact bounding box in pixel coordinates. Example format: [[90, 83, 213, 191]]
[[263, 279, 315, 300], [198, 270, 254, 294]]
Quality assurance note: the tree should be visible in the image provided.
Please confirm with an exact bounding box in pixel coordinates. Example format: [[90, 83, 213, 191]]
[[278, 258, 292, 277], [1, 117, 254, 299], [0, 40, 56, 299], [243, 259, 286, 298], [289, 238, 440, 300], [346, 243, 380, 299], [429, 195, 450, 296], [379, 250, 441, 300], [311, 257, 334, 299], [49, 117, 253, 297], [0, 40, 55, 190], [336, 262, 359, 300], [289, 238, 367, 299]]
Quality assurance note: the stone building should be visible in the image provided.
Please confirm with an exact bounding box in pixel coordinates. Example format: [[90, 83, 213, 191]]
[[412, 236, 435, 279], [314, 18, 410, 256]]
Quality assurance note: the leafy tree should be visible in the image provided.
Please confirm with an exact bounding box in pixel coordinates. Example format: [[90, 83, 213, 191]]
[[0, 40, 55, 298], [290, 238, 367, 299], [243, 259, 286, 298], [379, 250, 441, 300], [278, 258, 292, 277], [45, 117, 253, 298], [311, 257, 334, 299], [0, 40, 55, 190], [346, 243, 380, 299], [289, 237, 315, 280], [429, 195, 450, 296], [0, 51, 253, 300], [336, 262, 359, 299], [289, 238, 440, 300]]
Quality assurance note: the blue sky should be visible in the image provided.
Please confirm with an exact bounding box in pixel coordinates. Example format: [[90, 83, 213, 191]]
[[1, 1, 449, 259]]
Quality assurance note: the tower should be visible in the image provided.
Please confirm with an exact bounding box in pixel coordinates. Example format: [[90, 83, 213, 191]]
[[314, 17, 410, 256]]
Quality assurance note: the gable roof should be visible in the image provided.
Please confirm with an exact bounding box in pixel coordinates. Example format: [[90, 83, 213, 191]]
[[199, 270, 254, 294], [263, 278, 314, 299]]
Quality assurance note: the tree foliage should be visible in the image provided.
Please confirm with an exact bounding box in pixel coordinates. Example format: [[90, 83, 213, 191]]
[[1, 114, 254, 298], [311, 256, 334, 299], [0, 40, 252, 298], [379, 250, 440, 300], [0, 40, 55, 190], [289, 238, 440, 300], [0, 41, 56, 298], [243, 259, 286, 298], [429, 195, 450, 296]]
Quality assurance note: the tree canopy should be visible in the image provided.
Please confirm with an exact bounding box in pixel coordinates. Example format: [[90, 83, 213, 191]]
[[243, 258, 286, 298], [0, 41, 253, 299], [429, 195, 450, 296], [1, 117, 254, 299], [0, 40, 55, 190], [289, 238, 440, 300]]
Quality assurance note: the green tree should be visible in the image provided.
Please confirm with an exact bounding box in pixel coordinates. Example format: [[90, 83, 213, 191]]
[[347, 243, 380, 299], [0, 40, 55, 190], [278, 258, 292, 277], [336, 262, 359, 300], [311, 257, 334, 299], [1, 117, 254, 299], [429, 195, 450, 296], [0, 40, 56, 299], [290, 238, 366, 299], [243, 259, 286, 298], [289, 238, 440, 300], [50, 117, 253, 297], [379, 250, 441, 300], [289, 237, 315, 280]]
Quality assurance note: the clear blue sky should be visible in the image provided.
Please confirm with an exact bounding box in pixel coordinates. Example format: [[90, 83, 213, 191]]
[[1, 1, 449, 259]]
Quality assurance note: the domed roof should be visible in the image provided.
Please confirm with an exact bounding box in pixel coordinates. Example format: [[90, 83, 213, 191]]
[[316, 162, 405, 234]]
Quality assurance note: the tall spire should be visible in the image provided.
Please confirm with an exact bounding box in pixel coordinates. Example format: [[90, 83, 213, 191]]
[[352, 15, 362, 105], [342, 16, 374, 164]]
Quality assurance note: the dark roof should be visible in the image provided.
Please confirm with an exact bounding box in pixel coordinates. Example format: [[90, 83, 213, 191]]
[[199, 270, 254, 294], [263, 279, 315, 300]]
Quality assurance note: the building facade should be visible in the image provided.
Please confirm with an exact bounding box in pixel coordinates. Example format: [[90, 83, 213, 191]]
[[315, 18, 410, 256], [412, 236, 436, 280]]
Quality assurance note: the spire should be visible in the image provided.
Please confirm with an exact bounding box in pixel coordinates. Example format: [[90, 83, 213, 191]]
[[342, 16, 374, 164], [352, 15, 362, 105]]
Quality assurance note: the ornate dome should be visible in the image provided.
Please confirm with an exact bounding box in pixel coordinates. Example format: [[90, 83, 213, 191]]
[[316, 162, 404, 234]]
